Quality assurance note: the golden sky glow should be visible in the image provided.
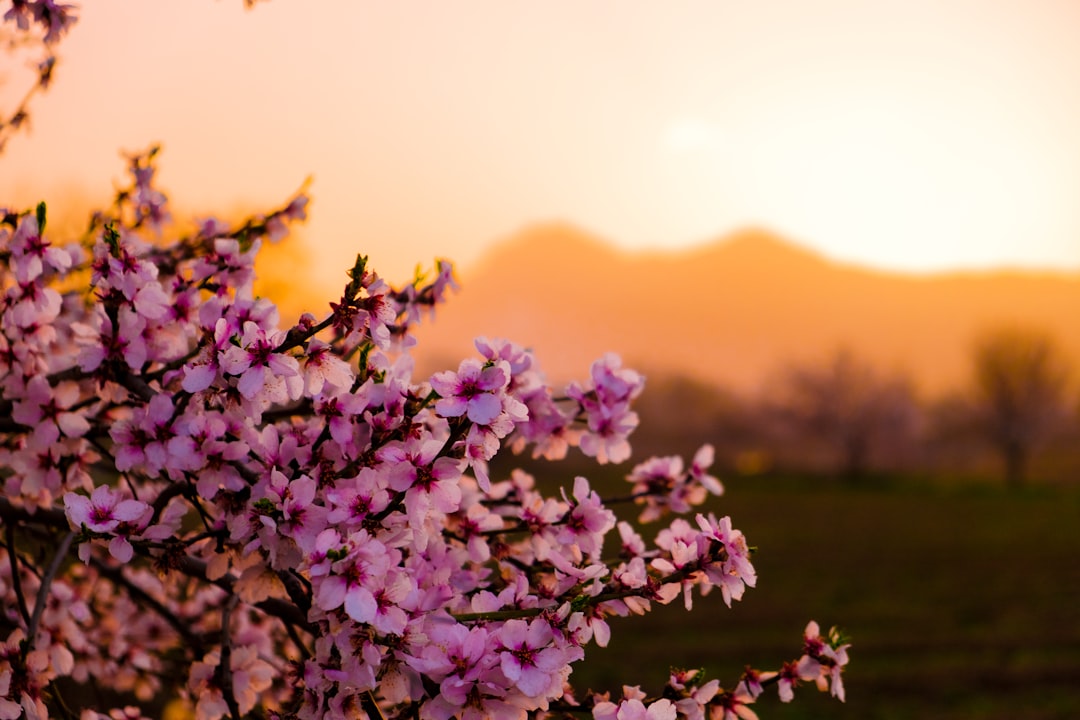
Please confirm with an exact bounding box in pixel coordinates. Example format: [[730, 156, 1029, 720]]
[[3, 1, 1080, 288]]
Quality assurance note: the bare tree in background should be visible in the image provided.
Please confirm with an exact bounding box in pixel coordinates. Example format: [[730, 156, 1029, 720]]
[[970, 325, 1070, 487], [770, 347, 919, 480]]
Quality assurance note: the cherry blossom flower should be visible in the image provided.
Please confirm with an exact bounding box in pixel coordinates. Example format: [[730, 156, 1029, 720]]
[[713, 687, 759, 720], [496, 618, 570, 697], [64, 485, 150, 562], [301, 337, 353, 396], [64, 485, 148, 535], [11, 375, 89, 449], [592, 697, 677, 720], [220, 320, 301, 401], [695, 513, 758, 607], [798, 621, 850, 702], [6, 213, 71, 282], [378, 437, 464, 528], [557, 476, 616, 563], [314, 531, 395, 625], [431, 358, 511, 424]]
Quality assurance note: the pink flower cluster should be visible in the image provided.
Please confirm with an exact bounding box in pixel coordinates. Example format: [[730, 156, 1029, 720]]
[[0, 147, 850, 719]]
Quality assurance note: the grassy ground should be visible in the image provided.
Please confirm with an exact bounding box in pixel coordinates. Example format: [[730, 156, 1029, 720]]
[[555, 470, 1080, 719]]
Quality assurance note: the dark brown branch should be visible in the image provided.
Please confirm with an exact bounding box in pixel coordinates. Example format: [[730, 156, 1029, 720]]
[[3, 522, 32, 627], [218, 594, 243, 720], [0, 496, 70, 529], [25, 531, 75, 652]]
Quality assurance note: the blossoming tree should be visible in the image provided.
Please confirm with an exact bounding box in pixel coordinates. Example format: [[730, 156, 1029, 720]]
[[0, 3, 849, 719]]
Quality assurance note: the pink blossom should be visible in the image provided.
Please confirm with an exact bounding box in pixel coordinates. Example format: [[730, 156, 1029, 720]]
[[220, 320, 300, 401], [76, 307, 149, 372], [7, 213, 71, 282], [673, 676, 720, 720], [496, 618, 568, 697], [64, 485, 148, 534], [798, 621, 850, 702], [695, 513, 757, 607], [378, 438, 463, 527], [592, 698, 676, 720], [431, 358, 510, 424], [64, 485, 150, 562], [713, 688, 759, 720], [578, 404, 638, 464], [315, 531, 395, 625], [301, 337, 353, 396], [6, 278, 62, 328], [325, 469, 390, 528], [557, 476, 616, 563], [11, 375, 89, 449], [181, 318, 232, 393]]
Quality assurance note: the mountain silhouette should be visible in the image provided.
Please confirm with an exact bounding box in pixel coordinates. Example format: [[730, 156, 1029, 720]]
[[412, 222, 1080, 397]]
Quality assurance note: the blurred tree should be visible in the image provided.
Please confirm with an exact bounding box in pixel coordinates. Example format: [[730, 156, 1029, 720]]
[[631, 372, 762, 464], [769, 347, 919, 480], [0, 1, 77, 153], [970, 325, 1070, 487]]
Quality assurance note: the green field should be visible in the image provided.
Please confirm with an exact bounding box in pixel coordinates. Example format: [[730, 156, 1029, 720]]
[[557, 471, 1080, 719]]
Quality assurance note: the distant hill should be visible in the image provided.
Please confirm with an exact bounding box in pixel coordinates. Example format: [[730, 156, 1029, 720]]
[[412, 222, 1080, 398]]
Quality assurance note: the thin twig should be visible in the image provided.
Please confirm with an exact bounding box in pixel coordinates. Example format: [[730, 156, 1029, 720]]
[[4, 522, 32, 626], [218, 594, 242, 720], [25, 531, 75, 650], [361, 689, 388, 720]]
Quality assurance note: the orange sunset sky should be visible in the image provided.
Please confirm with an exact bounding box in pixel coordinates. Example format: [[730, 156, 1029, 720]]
[[3, 1, 1080, 290]]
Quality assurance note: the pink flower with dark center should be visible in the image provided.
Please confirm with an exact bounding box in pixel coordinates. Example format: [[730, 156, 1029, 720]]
[[6, 279, 62, 328], [451, 502, 504, 562], [496, 618, 566, 697], [220, 321, 299, 400], [774, 661, 802, 703], [181, 318, 232, 393], [64, 485, 149, 562], [797, 621, 850, 702], [734, 667, 775, 702], [7, 214, 71, 282], [557, 476, 616, 563], [77, 307, 148, 372], [378, 438, 463, 525], [713, 688, 759, 720], [302, 338, 353, 397], [431, 358, 510, 425], [11, 375, 88, 449], [325, 468, 390, 528], [692, 513, 757, 606], [110, 393, 178, 477], [673, 675, 721, 720], [315, 531, 395, 624], [578, 404, 638, 465], [64, 485, 148, 535]]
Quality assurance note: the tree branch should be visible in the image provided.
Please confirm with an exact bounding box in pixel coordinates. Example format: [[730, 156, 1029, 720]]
[[3, 522, 32, 627], [25, 531, 75, 652]]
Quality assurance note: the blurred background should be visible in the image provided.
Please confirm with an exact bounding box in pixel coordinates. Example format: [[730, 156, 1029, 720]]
[[4, 1, 1080, 717]]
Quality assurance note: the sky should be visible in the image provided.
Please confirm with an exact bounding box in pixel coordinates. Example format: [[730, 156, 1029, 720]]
[[3, 0, 1080, 289]]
